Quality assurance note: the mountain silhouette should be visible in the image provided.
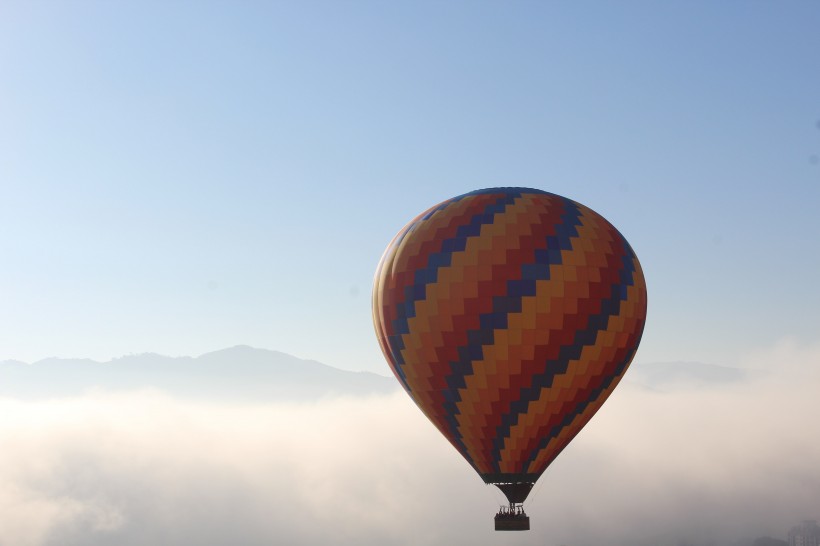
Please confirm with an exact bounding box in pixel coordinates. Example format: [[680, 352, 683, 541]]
[[0, 345, 397, 401], [627, 360, 756, 391]]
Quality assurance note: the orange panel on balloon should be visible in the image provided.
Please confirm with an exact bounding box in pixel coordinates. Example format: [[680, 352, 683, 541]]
[[373, 188, 647, 485]]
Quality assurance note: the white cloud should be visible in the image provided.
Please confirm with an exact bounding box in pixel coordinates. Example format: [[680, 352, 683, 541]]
[[0, 340, 818, 546], [0, 391, 488, 546]]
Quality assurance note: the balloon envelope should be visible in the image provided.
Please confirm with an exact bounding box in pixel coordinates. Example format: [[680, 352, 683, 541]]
[[373, 188, 647, 497]]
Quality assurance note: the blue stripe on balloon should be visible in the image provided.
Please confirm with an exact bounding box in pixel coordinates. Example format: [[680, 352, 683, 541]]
[[435, 197, 584, 472], [515, 237, 642, 475], [385, 191, 521, 418]]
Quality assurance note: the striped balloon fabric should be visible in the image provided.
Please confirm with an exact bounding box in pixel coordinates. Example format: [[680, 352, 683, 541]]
[[373, 188, 647, 489]]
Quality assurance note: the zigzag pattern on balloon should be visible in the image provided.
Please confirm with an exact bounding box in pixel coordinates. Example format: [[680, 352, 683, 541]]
[[373, 188, 647, 484]]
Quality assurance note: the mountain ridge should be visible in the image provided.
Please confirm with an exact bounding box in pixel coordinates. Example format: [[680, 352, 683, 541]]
[[0, 345, 396, 401], [628, 360, 759, 391]]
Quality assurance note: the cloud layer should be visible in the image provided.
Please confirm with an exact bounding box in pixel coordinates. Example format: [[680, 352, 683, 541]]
[[1, 341, 819, 546]]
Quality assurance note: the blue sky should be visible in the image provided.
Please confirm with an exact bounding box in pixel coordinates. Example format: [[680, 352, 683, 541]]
[[2, 2, 819, 372]]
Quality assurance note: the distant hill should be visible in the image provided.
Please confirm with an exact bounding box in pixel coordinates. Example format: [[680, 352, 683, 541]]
[[751, 537, 788, 546], [0, 346, 397, 401], [732, 537, 789, 546], [626, 361, 756, 390]]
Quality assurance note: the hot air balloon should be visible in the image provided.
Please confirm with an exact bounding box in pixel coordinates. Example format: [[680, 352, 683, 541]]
[[372, 188, 647, 531]]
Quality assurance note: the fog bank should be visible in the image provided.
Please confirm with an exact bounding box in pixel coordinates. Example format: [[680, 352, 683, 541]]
[[1, 341, 818, 546]]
